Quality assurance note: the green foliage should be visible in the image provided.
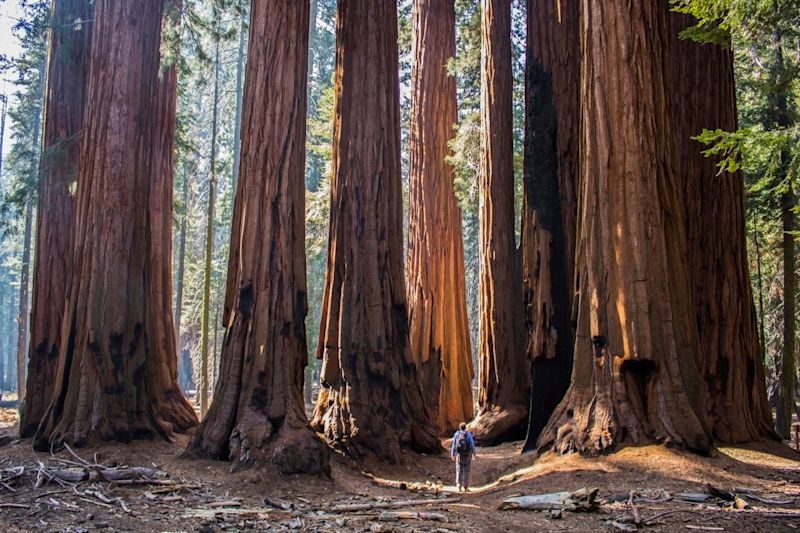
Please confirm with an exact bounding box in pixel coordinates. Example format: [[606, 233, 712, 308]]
[[0, 0, 48, 231]]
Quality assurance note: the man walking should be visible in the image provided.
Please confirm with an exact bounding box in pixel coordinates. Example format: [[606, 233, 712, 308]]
[[451, 422, 476, 492]]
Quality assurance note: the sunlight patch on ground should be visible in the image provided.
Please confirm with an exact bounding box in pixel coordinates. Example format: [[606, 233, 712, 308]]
[[718, 446, 800, 470], [0, 407, 18, 429]]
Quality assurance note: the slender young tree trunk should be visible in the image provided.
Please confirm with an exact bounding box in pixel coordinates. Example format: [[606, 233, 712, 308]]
[[21, 0, 93, 437], [200, 38, 221, 417], [471, 0, 529, 445], [34, 0, 197, 449], [0, 95, 7, 176], [0, 284, 5, 391], [311, 0, 439, 462], [406, 0, 473, 436], [772, 30, 796, 439], [538, 0, 712, 455], [16, 52, 45, 401], [669, 12, 774, 443], [174, 166, 188, 391], [188, 0, 329, 474], [231, 1, 246, 193], [6, 290, 16, 392], [16, 199, 33, 399], [520, 0, 579, 451]]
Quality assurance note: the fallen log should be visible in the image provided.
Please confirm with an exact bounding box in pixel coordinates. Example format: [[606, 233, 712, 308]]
[[499, 488, 599, 511], [330, 497, 460, 513], [379, 511, 448, 522]]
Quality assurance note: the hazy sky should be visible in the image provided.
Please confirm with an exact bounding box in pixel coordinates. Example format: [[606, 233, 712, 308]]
[[0, 1, 23, 165]]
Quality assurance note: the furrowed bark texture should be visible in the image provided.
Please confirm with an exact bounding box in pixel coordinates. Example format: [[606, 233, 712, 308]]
[[521, 0, 579, 451], [471, 0, 529, 445], [34, 0, 197, 448], [311, 0, 440, 463], [21, 0, 93, 438], [669, 13, 774, 443], [187, 1, 330, 475], [406, 0, 474, 436], [538, 0, 712, 455]]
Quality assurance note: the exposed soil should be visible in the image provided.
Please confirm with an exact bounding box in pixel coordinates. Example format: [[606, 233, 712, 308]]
[[0, 408, 798, 532]]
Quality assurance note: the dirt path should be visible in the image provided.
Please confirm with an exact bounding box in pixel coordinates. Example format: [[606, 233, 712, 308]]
[[0, 412, 798, 532]]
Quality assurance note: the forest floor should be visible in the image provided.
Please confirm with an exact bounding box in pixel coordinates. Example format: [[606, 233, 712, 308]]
[[0, 408, 798, 532]]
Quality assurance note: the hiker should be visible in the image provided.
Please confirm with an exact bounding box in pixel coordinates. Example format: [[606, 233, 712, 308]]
[[451, 422, 476, 492]]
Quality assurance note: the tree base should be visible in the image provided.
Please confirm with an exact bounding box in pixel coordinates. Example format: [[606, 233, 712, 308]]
[[537, 376, 714, 457], [230, 426, 331, 476], [469, 404, 528, 445], [312, 387, 441, 463]]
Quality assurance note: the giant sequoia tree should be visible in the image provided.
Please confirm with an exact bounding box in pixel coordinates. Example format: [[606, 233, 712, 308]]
[[20, 0, 92, 438], [406, 0, 473, 435], [311, 0, 439, 462], [520, 0, 579, 451], [669, 13, 774, 443], [471, 0, 529, 445], [538, 0, 712, 455], [187, 0, 330, 475], [34, 0, 197, 448]]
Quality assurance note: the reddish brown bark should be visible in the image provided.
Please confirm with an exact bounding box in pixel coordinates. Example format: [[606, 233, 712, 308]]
[[470, 0, 529, 445], [538, 0, 712, 455], [21, 0, 93, 438], [520, 0, 579, 451], [406, 0, 473, 436], [669, 13, 774, 443], [187, 1, 329, 475], [311, 0, 439, 462], [34, 0, 197, 448]]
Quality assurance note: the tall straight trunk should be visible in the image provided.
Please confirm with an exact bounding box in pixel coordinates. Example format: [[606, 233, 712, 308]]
[[521, 0, 579, 451], [311, 0, 439, 462], [21, 0, 93, 437], [538, 0, 712, 455], [779, 187, 795, 438], [147, 0, 183, 429], [200, 39, 221, 416], [669, 12, 774, 443], [471, 0, 529, 445], [188, 0, 328, 474], [0, 284, 5, 391], [16, 199, 33, 399], [16, 53, 45, 401], [174, 167, 188, 390], [772, 30, 796, 439], [406, 0, 473, 436], [0, 95, 7, 177], [304, 0, 319, 407], [231, 2, 246, 193], [34, 0, 197, 449], [6, 290, 16, 391]]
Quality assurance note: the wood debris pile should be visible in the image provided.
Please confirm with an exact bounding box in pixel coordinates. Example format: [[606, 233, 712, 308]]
[[497, 485, 800, 532]]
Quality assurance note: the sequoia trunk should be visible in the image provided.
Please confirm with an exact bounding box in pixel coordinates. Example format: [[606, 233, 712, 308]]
[[187, 0, 329, 475], [520, 0, 579, 451], [311, 0, 440, 462], [669, 13, 774, 443], [538, 0, 712, 455], [21, 0, 93, 438], [471, 0, 529, 445], [406, 0, 473, 436], [34, 0, 197, 448]]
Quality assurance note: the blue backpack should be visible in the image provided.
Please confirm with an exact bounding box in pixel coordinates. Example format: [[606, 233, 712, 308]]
[[456, 431, 470, 458]]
